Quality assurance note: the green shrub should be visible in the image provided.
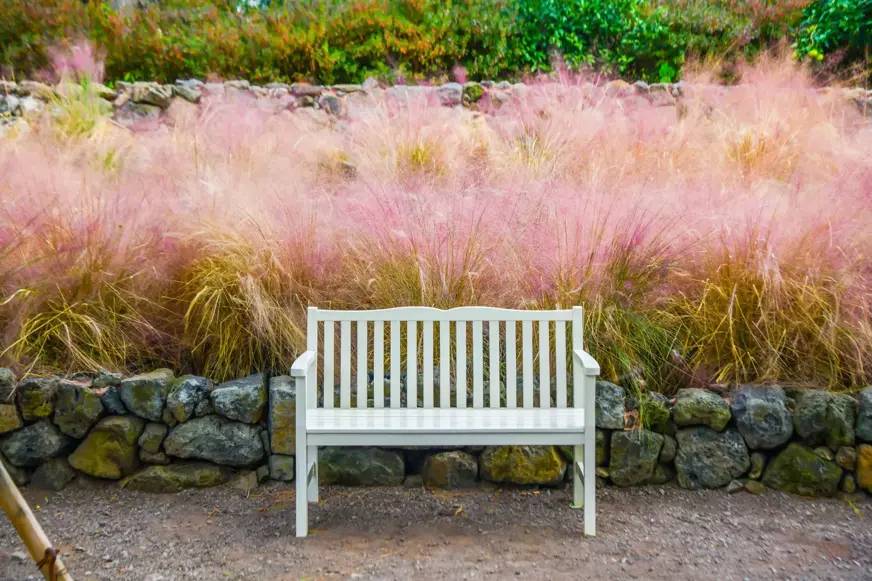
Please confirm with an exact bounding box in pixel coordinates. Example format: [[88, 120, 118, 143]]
[[794, 0, 871, 70]]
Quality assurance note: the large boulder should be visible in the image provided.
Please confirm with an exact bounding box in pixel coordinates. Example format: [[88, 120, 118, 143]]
[[17, 377, 58, 421], [762, 443, 843, 497], [31, 458, 76, 491], [0, 404, 22, 434], [675, 427, 750, 489], [673, 388, 731, 431], [163, 415, 264, 467], [857, 387, 872, 442], [165, 375, 213, 424], [479, 446, 566, 486], [53, 380, 104, 438], [319, 447, 405, 486], [857, 444, 872, 494], [119, 369, 174, 422], [268, 375, 296, 455], [68, 416, 145, 479], [121, 462, 235, 493], [595, 381, 625, 429], [0, 420, 72, 466], [558, 429, 609, 467], [210, 373, 267, 424], [609, 429, 664, 486], [793, 390, 856, 449], [730, 385, 793, 450], [422, 450, 478, 489], [99, 386, 127, 415]]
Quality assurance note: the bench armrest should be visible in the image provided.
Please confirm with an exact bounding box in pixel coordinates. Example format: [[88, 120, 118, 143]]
[[573, 349, 601, 377], [290, 350, 316, 378]]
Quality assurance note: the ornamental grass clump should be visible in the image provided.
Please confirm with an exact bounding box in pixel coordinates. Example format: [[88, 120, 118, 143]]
[[0, 55, 869, 389]]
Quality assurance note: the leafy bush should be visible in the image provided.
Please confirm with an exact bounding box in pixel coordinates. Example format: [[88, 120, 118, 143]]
[[794, 0, 871, 70]]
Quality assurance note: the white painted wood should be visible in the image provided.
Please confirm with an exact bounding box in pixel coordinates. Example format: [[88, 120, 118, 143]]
[[374, 320, 384, 408], [439, 321, 451, 408], [505, 321, 517, 408], [572, 307, 583, 408], [357, 320, 368, 409], [313, 307, 574, 322], [340, 320, 351, 408], [488, 321, 500, 408], [573, 444, 583, 508], [323, 321, 334, 408], [407, 321, 417, 408], [555, 320, 567, 408], [307, 408, 585, 433], [390, 320, 401, 408], [308, 431, 585, 447], [423, 320, 434, 408], [584, 372, 596, 536], [522, 320, 533, 408], [456, 321, 467, 408], [307, 445, 318, 502], [472, 321, 483, 408], [307, 308, 318, 402], [539, 320, 550, 409]]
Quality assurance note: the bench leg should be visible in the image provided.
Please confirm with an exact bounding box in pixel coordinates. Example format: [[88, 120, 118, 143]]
[[295, 435, 308, 537], [572, 444, 583, 509], [583, 432, 596, 537], [307, 445, 318, 503]]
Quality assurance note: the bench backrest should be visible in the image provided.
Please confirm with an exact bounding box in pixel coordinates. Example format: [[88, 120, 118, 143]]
[[306, 306, 586, 410]]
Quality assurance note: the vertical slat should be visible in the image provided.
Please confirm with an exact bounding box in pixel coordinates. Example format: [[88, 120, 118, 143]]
[[407, 321, 417, 408], [539, 320, 551, 408], [322, 320, 334, 408], [522, 320, 533, 408], [572, 307, 583, 408], [356, 320, 368, 409], [390, 321, 401, 408], [373, 320, 384, 408], [422, 321, 434, 408], [488, 321, 500, 408], [472, 321, 484, 408], [340, 321, 351, 408], [505, 321, 517, 408], [306, 310, 318, 409], [439, 321, 451, 408], [456, 321, 467, 408], [555, 320, 567, 408]]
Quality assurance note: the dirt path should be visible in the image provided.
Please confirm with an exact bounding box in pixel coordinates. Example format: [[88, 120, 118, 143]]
[[1, 480, 870, 580]]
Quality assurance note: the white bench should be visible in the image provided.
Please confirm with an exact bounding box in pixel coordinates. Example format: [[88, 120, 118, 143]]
[[290, 306, 601, 537]]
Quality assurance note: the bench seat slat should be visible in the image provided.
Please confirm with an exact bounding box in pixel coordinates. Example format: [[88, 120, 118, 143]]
[[307, 408, 585, 434]]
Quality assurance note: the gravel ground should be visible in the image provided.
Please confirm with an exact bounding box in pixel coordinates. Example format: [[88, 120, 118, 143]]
[[1, 479, 870, 580]]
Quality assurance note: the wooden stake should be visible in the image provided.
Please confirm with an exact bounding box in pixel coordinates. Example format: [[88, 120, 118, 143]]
[[0, 460, 72, 581]]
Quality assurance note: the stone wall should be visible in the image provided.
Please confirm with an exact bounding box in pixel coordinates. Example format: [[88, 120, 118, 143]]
[[1, 77, 871, 130], [1, 366, 870, 498]]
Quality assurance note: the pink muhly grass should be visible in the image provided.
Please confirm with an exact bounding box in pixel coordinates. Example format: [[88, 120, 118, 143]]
[[0, 56, 870, 387]]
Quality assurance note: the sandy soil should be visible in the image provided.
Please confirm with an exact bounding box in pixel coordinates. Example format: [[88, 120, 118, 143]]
[[1, 479, 870, 580]]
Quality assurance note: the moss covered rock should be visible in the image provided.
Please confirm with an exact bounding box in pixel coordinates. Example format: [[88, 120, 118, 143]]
[[730, 385, 793, 449], [53, 380, 104, 438], [762, 443, 843, 497], [0, 368, 16, 401], [17, 377, 58, 421], [609, 429, 664, 486], [165, 375, 213, 423], [0, 420, 72, 467], [31, 458, 76, 491], [211, 373, 267, 424], [269, 454, 295, 482], [319, 447, 404, 486], [138, 422, 168, 454], [480, 446, 565, 486], [119, 369, 174, 422], [68, 415, 145, 479], [121, 462, 235, 493], [857, 444, 872, 494], [268, 375, 296, 455], [163, 415, 264, 467], [793, 390, 856, 450], [675, 427, 749, 489], [595, 381, 626, 429], [462, 82, 485, 105], [0, 404, 22, 434], [673, 388, 730, 431], [422, 450, 478, 489], [857, 387, 872, 443]]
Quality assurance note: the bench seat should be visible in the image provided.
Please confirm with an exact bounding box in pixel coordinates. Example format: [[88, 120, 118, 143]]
[[306, 408, 586, 445]]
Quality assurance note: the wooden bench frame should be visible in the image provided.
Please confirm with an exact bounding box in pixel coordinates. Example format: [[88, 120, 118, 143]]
[[290, 306, 600, 537]]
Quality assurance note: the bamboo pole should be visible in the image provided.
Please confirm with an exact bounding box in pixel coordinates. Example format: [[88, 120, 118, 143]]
[[0, 460, 72, 581]]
